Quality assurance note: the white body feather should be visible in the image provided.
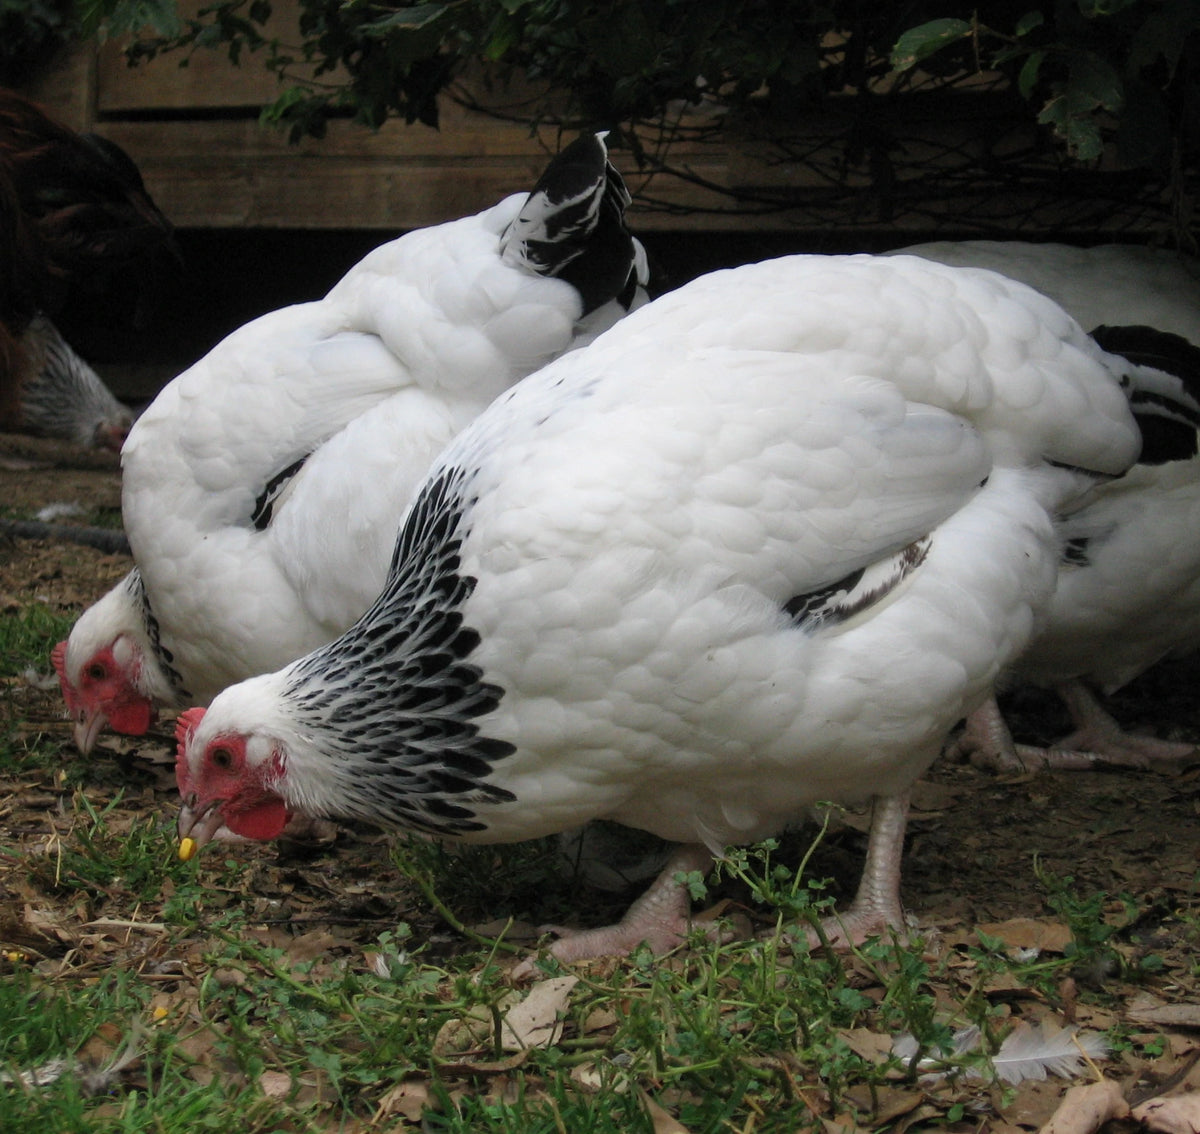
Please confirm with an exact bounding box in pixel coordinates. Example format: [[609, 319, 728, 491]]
[[897, 241, 1200, 694], [194, 254, 1140, 850], [103, 188, 641, 704]]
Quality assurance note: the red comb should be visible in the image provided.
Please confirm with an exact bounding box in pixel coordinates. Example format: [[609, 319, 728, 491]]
[[50, 641, 78, 710], [174, 707, 207, 790], [175, 706, 206, 749]]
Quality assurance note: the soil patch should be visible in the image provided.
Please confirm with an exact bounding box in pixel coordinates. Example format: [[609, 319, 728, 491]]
[[2, 429, 1199, 1130]]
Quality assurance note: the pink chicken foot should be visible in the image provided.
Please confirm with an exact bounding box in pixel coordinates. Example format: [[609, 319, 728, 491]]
[[949, 685, 1197, 774], [511, 791, 913, 979]]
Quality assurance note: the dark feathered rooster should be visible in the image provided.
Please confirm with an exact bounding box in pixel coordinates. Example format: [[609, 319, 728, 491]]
[[0, 88, 176, 448]]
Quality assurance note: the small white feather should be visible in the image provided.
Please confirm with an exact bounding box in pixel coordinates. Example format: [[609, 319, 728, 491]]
[[35, 502, 85, 523], [892, 1021, 1108, 1085]]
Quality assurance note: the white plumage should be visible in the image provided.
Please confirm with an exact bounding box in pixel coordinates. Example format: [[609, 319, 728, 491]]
[[897, 241, 1200, 770], [176, 253, 1142, 963], [54, 133, 647, 753]]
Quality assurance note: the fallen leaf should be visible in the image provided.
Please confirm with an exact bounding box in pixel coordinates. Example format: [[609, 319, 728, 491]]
[[1000, 1078, 1075, 1129], [432, 1007, 495, 1058], [258, 1071, 293, 1099], [841, 1083, 925, 1124], [467, 918, 541, 941], [373, 1079, 431, 1123], [571, 1062, 604, 1093], [640, 1090, 691, 1133], [976, 917, 1074, 953], [500, 975, 578, 1051], [821, 1117, 875, 1134], [581, 1005, 618, 1034], [1128, 1002, 1200, 1029], [1133, 1092, 1200, 1133], [1036, 1078, 1128, 1134], [837, 1027, 896, 1065], [910, 780, 962, 811]]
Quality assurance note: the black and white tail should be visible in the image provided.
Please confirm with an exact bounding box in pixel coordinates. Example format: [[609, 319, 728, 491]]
[[1091, 324, 1200, 465], [500, 132, 649, 316]]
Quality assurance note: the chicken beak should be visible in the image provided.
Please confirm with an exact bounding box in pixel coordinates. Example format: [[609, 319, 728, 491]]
[[73, 710, 107, 756], [177, 796, 227, 859]]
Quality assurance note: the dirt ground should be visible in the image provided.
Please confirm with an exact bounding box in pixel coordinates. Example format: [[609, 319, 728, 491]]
[[2, 430, 1199, 1130]]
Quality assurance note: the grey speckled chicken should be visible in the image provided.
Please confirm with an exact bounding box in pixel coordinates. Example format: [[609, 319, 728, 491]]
[[174, 253, 1145, 967], [0, 88, 174, 449], [11, 314, 131, 450]]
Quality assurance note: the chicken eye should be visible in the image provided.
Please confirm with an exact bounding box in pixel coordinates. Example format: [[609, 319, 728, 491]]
[[210, 746, 234, 771], [86, 662, 107, 682]]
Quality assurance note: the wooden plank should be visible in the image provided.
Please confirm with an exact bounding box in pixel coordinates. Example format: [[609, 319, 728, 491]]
[[16, 33, 1172, 236], [19, 44, 96, 131], [130, 154, 744, 229]]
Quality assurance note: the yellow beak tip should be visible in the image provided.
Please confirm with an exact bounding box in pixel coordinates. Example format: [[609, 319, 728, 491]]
[[178, 837, 197, 862]]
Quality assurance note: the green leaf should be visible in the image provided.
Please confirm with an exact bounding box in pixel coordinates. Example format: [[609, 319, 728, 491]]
[[358, 3, 450, 33], [79, 0, 182, 38], [1038, 91, 1105, 160], [1014, 10, 1045, 36], [1077, 0, 1140, 17], [1071, 52, 1124, 112], [890, 18, 972, 72], [1018, 48, 1045, 98]]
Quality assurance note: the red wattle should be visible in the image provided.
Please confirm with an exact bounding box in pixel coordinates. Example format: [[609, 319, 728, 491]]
[[226, 797, 290, 841], [108, 698, 153, 736]]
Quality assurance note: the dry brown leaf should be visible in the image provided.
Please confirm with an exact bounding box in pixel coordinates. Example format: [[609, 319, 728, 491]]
[[432, 1007, 495, 1058], [500, 975, 577, 1051], [23, 903, 77, 944], [821, 1116, 876, 1134], [285, 929, 350, 964], [436, 1052, 529, 1075], [1000, 1077, 1077, 1129], [841, 1083, 926, 1125], [1132, 1092, 1200, 1133], [977, 917, 1074, 953], [910, 780, 962, 811], [570, 1062, 604, 1093], [1128, 1001, 1200, 1029], [258, 1070, 293, 1099], [467, 918, 541, 941], [581, 1005, 618, 1034], [374, 1079, 432, 1124], [837, 1027, 897, 1065], [1036, 1078, 1128, 1134], [640, 1090, 691, 1133]]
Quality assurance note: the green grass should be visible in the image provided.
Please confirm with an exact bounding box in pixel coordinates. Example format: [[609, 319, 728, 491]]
[[0, 602, 74, 677], [2, 799, 1145, 1134], [0, 502, 124, 531], [1, 603, 1192, 1132], [1, 604, 76, 779]]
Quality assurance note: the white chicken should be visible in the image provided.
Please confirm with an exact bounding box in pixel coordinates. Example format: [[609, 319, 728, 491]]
[[175, 253, 1144, 965], [54, 132, 649, 754], [896, 241, 1200, 771]]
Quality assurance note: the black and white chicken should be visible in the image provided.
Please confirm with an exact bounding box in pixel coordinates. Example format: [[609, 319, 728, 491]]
[[54, 132, 648, 754], [897, 241, 1200, 771], [174, 253, 1143, 965]]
